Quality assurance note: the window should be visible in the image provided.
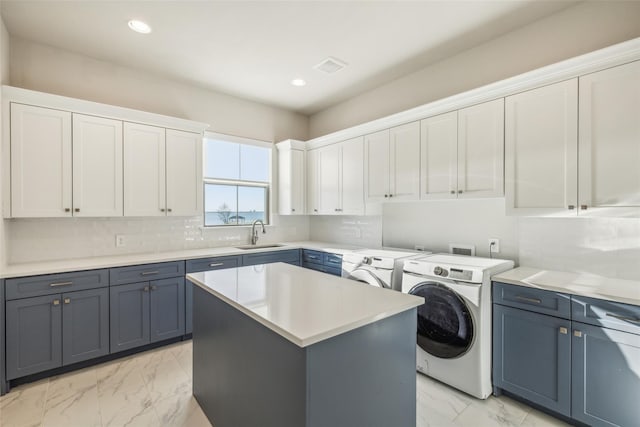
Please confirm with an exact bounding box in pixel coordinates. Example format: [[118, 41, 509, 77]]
[[203, 133, 271, 226]]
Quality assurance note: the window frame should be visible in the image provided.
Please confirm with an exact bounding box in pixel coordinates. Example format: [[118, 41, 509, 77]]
[[202, 132, 273, 228]]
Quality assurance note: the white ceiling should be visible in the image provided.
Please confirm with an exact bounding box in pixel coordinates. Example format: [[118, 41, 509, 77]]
[[1, 1, 578, 115]]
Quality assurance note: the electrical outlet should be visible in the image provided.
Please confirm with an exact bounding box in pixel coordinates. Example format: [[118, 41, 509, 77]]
[[414, 244, 425, 251], [488, 238, 500, 253], [116, 235, 126, 247]]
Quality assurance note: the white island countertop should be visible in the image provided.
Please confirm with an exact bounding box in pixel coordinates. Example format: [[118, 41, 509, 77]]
[[187, 263, 424, 347], [493, 267, 640, 306]]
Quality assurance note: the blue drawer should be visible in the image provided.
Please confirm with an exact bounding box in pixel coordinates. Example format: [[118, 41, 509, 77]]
[[493, 282, 571, 319], [572, 296, 640, 335], [302, 249, 324, 265], [110, 261, 185, 286], [324, 253, 342, 268], [186, 255, 240, 273], [242, 249, 300, 267], [6, 269, 109, 300]]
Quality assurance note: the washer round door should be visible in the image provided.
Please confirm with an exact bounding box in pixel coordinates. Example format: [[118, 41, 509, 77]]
[[409, 281, 474, 359], [348, 267, 387, 288]]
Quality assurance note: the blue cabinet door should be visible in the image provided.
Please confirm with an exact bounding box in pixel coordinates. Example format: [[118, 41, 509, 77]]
[[6, 294, 63, 379], [572, 322, 640, 427], [0, 280, 6, 394], [110, 282, 150, 353], [493, 304, 571, 416], [150, 277, 185, 342], [62, 288, 110, 365]]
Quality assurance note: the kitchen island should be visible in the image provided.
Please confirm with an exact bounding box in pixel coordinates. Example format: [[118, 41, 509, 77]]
[[187, 262, 423, 427]]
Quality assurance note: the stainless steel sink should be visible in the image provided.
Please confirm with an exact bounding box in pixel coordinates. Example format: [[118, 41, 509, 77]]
[[234, 244, 285, 250]]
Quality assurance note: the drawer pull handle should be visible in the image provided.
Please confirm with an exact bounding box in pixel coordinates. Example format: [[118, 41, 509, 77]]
[[574, 330, 583, 338], [143, 286, 150, 292], [606, 313, 640, 324], [50, 281, 73, 287], [559, 327, 568, 335], [64, 298, 71, 304], [515, 295, 542, 304], [308, 256, 319, 259], [141, 271, 159, 276], [209, 262, 224, 267], [53, 299, 60, 306], [151, 285, 157, 291]]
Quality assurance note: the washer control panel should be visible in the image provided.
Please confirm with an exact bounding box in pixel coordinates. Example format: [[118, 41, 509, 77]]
[[433, 265, 473, 281]]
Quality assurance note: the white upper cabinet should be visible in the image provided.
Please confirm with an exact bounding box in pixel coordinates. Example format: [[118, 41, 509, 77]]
[[340, 137, 364, 215], [277, 140, 305, 215], [420, 111, 457, 200], [318, 143, 342, 214], [306, 149, 319, 215], [365, 123, 420, 204], [420, 99, 503, 201], [10, 103, 73, 218], [457, 99, 504, 198], [505, 79, 578, 216], [72, 114, 123, 217], [315, 137, 364, 215], [578, 60, 640, 217], [166, 129, 202, 217], [124, 123, 166, 217]]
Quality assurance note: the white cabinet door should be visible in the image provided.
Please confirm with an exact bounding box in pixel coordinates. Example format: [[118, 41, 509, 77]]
[[124, 122, 166, 217], [72, 114, 123, 217], [458, 99, 504, 199], [290, 149, 305, 215], [390, 121, 420, 200], [579, 60, 640, 217], [420, 111, 457, 200], [505, 79, 578, 216], [306, 149, 319, 215], [166, 130, 202, 217], [318, 143, 342, 214], [341, 137, 364, 215], [277, 147, 305, 215], [10, 103, 72, 217], [364, 129, 390, 202]]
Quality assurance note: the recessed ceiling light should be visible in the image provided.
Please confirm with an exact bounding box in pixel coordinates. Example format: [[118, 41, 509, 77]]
[[128, 19, 152, 34], [291, 78, 306, 87]]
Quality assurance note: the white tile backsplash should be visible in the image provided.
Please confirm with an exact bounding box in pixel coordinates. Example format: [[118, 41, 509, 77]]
[[309, 215, 382, 248], [6, 214, 309, 264]]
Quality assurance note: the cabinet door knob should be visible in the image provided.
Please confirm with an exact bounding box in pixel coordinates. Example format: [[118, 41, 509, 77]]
[[143, 286, 150, 292], [151, 285, 157, 291], [559, 327, 568, 335], [65, 208, 71, 212], [64, 298, 71, 304], [53, 299, 60, 306], [568, 205, 575, 210], [450, 190, 455, 194], [160, 208, 165, 212], [580, 205, 588, 210], [458, 190, 463, 194], [292, 208, 295, 212], [74, 208, 80, 212], [167, 208, 172, 213], [389, 194, 393, 198], [313, 209, 318, 212]]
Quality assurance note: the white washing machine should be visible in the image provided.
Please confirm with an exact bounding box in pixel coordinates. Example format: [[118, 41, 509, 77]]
[[402, 254, 514, 399], [342, 249, 427, 291]]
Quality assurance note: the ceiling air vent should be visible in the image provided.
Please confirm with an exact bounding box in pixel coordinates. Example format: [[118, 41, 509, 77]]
[[314, 57, 348, 74]]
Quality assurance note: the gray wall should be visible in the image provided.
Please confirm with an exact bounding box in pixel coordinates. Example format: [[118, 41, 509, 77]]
[[308, 1, 640, 138]]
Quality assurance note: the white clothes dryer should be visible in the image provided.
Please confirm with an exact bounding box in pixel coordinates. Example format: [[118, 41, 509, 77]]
[[342, 249, 427, 291], [402, 254, 513, 399]]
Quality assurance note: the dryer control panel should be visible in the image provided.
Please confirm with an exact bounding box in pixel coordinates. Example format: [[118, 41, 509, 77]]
[[448, 268, 473, 281]]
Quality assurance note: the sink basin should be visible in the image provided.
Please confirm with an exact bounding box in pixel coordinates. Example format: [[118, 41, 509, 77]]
[[234, 244, 286, 250]]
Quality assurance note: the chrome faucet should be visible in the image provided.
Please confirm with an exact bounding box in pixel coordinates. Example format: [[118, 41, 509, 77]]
[[250, 219, 266, 245]]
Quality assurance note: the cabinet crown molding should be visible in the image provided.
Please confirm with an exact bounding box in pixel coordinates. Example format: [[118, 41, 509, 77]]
[[2, 85, 209, 134], [305, 36, 640, 149]]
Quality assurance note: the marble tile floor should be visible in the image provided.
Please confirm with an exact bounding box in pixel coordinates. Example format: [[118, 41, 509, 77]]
[[0, 341, 571, 427]]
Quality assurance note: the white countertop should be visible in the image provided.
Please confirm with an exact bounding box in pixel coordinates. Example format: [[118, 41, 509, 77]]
[[0, 241, 363, 279], [188, 263, 424, 347], [493, 267, 640, 306]]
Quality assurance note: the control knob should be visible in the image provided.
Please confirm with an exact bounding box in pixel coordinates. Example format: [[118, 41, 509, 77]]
[[433, 266, 448, 277]]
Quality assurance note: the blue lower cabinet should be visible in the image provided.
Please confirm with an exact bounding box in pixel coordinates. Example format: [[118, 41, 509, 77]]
[[62, 288, 109, 365], [6, 294, 63, 380], [1, 279, 5, 395], [571, 322, 640, 427], [150, 277, 185, 342], [241, 249, 301, 267], [110, 282, 151, 353], [493, 304, 571, 416]]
